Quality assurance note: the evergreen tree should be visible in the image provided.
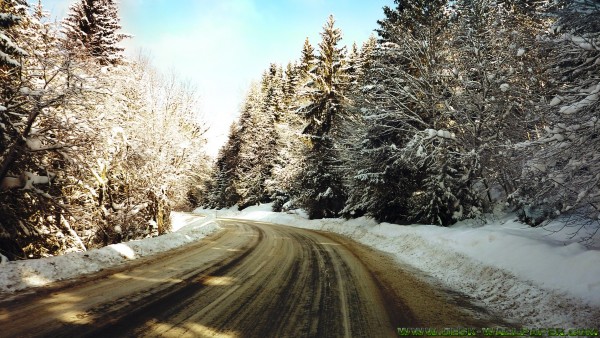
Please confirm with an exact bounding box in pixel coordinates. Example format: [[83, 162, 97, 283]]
[[234, 81, 278, 208], [270, 61, 305, 212], [359, 34, 377, 75], [344, 0, 483, 225], [207, 123, 242, 209], [206, 71, 283, 210], [282, 61, 300, 106], [299, 37, 315, 76], [261, 63, 285, 121], [0, 0, 28, 67], [296, 15, 349, 219], [62, 0, 128, 65]]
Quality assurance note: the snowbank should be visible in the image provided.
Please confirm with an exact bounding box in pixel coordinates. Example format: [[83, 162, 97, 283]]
[[0, 213, 220, 294], [2, 203, 598, 328], [201, 204, 600, 328]]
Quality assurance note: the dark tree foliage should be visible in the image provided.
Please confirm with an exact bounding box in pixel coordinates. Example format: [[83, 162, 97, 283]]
[[206, 123, 243, 209], [0, 0, 27, 68], [63, 0, 128, 65], [376, 0, 448, 42], [295, 15, 350, 219], [344, 0, 477, 226]]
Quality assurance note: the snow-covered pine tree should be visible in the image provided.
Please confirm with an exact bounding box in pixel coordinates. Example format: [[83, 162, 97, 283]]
[[346, 42, 360, 89], [344, 0, 483, 225], [295, 15, 349, 219], [233, 80, 278, 209], [344, 0, 444, 222], [62, 0, 128, 65], [514, 0, 600, 236], [358, 34, 377, 81], [269, 60, 305, 212], [299, 37, 316, 77], [206, 123, 243, 209], [258, 64, 294, 204], [282, 61, 300, 106], [0, 0, 28, 68]]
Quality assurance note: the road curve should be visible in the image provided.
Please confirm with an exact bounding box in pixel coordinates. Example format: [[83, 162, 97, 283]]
[[0, 218, 508, 337]]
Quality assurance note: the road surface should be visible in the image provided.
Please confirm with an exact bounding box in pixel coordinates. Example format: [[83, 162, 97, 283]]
[[0, 218, 509, 337]]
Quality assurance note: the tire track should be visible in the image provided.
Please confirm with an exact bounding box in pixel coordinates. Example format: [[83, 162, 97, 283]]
[[0, 218, 510, 338]]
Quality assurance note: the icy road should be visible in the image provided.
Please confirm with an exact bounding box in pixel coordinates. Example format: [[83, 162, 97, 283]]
[[0, 218, 508, 337]]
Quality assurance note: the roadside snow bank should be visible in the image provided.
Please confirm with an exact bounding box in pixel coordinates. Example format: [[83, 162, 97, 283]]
[[200, 204, 600, 328], [0, 212, 220, 294]]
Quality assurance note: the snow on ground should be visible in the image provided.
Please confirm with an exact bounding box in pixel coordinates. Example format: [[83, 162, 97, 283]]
[[201, 204, 600, 329], [1, 203, 598, 328], [0, 213, 219, 295]]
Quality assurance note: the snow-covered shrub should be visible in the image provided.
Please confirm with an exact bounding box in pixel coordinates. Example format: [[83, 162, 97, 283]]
[[402, 130, 483, 226]]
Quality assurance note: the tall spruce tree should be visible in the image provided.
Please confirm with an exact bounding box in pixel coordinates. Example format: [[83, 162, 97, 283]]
[[207, 123, 243, 209], [63, 0, 128, 65], [270, 61, 305, 211], [344, 0, 485, 225], [234, 81, 278, 208], [299, 37, 315, 77], [295, 15, 349, 219]]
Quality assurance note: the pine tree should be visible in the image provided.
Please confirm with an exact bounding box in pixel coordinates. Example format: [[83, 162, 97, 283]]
[[295, 15, 349, 219], [233, 82, 278, 208], [299, 37, 315, 77], [358, 34, 377, 80], [261, 63, 285, 121], [282, 61, 300, 106], [270, 61, 305, 212], [0, 0, 28, 68], [62, 0, 128, 65], [346, 42, 360, 89], [206, 72, 284, 210], [344, 0, 484, 225], [207, 123, 242, 209]]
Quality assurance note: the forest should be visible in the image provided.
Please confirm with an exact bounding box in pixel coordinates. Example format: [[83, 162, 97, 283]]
[[1, 0, 210, 260], [203, 1, 599, 233], [1, 0, 599, 261]]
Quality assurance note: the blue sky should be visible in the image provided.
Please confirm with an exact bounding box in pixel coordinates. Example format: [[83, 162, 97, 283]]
[[41, 0, 394, 156]]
